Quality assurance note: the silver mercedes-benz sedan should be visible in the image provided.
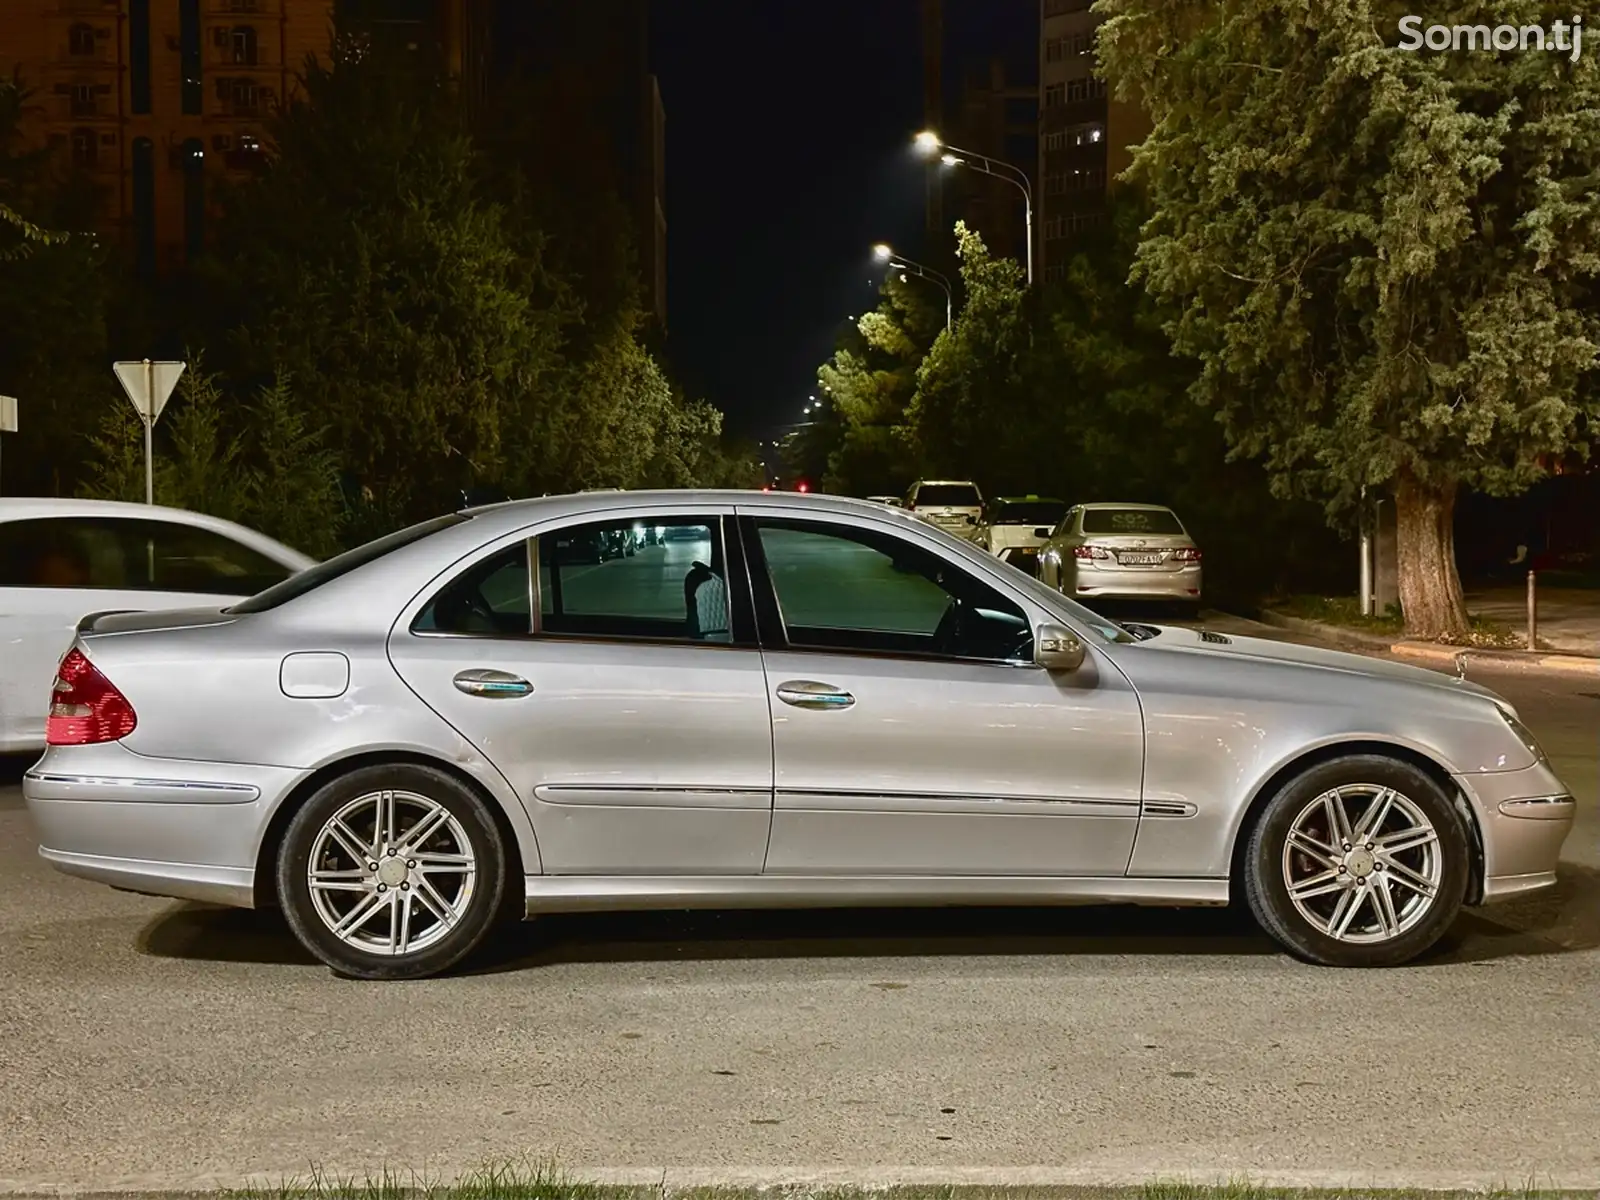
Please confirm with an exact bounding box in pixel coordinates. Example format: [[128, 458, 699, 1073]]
[[24, 490, 1575, 980]]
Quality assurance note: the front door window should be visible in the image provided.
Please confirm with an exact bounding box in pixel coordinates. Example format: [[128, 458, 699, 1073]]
[[752, 519, 1033, 662]]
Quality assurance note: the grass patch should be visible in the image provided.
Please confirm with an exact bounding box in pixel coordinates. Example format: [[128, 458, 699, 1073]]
[[222, 1164, 1593, 1200], [1268, 595, 1525, 648], [1269, 594, 1406, 636]]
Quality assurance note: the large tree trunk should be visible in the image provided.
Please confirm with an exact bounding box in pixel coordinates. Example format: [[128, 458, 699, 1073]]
[[1394, 469, 1470, 639]]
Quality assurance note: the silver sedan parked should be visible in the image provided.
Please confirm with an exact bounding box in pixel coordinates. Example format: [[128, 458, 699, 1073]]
[[1040, 502, 1203, 615], [24, 491, 1575, 979]]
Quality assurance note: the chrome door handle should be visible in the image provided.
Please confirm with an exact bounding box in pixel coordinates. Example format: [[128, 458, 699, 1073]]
[[452, 669, 533, 698], [775, 680, 855, 710]]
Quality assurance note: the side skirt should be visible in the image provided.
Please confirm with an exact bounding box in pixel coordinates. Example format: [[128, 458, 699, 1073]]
[[524, 874, 1229, 916]]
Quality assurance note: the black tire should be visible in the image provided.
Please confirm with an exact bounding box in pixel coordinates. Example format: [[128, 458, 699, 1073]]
[[276, 763, 510, 980], [1243, 754, 1469, 967]]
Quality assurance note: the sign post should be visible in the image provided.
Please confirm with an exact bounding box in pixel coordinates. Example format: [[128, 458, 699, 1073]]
[[113, 360, 184, 505], [0, 395, 16, 495]]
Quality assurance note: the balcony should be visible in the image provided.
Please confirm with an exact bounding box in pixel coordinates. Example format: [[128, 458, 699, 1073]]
[[205, 23, 281, 68], [210, 77, 279, 120], [49, 82, 118, 123]]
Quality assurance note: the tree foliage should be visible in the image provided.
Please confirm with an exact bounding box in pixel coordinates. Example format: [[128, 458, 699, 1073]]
[[810, 273, 940, 494], [0, 74, 116, 498], [79, 362, 346, 556], [1097, 0, 1600, 634]]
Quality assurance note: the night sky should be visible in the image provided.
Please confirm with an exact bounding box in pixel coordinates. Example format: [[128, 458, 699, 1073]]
[[651, 0, 1035, 440]]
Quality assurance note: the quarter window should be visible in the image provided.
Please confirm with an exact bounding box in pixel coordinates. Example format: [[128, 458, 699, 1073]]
[[752, 520, 1032, 662], [413, 543, 531, 636]]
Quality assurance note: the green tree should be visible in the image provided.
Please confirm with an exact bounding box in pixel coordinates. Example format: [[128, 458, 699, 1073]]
[[205, 35, 563, 524], [905, 222, 1042, 490], [1098, 0, 1600, 636], [250, 373, 344, 557], [814, 274, 940, 495], [80, 364, 343, 558], [156, 365, 253, 523]]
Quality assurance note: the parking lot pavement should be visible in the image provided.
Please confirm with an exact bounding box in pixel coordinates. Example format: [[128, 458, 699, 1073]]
[[1, 637, 1597, 1192]]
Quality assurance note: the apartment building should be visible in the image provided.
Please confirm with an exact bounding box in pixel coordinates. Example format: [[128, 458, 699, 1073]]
[[1037, 0, 1151, 281]]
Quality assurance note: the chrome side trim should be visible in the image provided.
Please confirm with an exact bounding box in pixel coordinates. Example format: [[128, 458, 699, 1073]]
[[1142, 799, 1199, 818], [38, 847, 256, 908], [774, 788, 1141, 816], [534, 785, 770, 811], [523, 874, 1229, 915], [1497, 795, 1576, 820], [24, 772, 260, 804]]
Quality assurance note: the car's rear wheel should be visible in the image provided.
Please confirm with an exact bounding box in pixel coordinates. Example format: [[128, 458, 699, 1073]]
[[277, 764, 509, 980], [1243, 755, 1469, 967]]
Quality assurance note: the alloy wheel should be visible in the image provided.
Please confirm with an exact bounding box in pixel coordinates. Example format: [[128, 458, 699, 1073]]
[[305, 788, 478, 956], [1281, 783, 1443, 944]]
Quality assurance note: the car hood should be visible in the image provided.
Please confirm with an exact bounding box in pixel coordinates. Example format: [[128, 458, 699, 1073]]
[[1125, 625, 1508, 706], [80, 606, 243, 637]]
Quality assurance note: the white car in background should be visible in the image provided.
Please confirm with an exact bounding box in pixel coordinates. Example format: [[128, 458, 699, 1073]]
[[0, 498, 313, 753], [1038, 501, 1203, 616], [904, 479, 984, 540], [977, 495, 1068, 576]]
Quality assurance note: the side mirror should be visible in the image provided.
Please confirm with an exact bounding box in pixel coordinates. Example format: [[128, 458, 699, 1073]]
[[1035, 623, 1086, 672], [1034, 527, 1051, 538]]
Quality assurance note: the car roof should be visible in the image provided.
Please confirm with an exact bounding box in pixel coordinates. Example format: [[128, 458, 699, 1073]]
[[994, 495, 1064, 503], [458, 488, 930, 530], [1077, 501, 1177, 511], [912, 480, 979, 487]]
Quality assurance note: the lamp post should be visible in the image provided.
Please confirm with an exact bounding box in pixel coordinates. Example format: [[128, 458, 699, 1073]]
[[915, 130, 1034, 287], [873, 243, 952, 329]]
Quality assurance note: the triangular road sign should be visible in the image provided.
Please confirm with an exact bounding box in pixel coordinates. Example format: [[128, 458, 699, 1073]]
[[114, 360, 185, 423]]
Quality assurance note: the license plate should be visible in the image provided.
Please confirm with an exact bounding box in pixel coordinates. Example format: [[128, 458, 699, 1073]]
[[1119, 553, 1161, 565]]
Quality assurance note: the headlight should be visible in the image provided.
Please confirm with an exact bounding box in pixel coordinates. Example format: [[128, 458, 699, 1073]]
[[1497, 705, 1546, 762]]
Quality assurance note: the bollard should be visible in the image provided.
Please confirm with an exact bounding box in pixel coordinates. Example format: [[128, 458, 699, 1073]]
[[1527, 569, 1538, 650]]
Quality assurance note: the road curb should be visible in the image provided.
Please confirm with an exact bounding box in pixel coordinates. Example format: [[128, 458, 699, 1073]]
[[1390, 641, 1600, 677], [10, 1165, 1600, 1195], [1257, 610, 1600, 677]]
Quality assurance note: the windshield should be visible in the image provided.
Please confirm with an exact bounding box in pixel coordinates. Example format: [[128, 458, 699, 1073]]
[[913, 484, 982, 508], [1081, 507, 1185, 535], [992, 500, 1066, 527], [227, 513, 469, 614]]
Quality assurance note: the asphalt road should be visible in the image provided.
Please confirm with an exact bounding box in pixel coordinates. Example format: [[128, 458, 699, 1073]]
[[1, 616, 1596, 1192]]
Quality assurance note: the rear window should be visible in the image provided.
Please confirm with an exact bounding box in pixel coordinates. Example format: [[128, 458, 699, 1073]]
[[227, 513, 468, 614], [912, 484, 982, 508], [1081, 508, 1185, 535], [992, 501, 1066, 527]]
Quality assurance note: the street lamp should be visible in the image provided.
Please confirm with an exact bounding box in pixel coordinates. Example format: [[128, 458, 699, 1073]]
[[873, 242, 953, 329], [915, 129, 1034, 287]]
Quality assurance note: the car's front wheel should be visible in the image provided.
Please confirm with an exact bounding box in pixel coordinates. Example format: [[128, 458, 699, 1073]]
[[1243, 755, 1469, 967], [277, 764, 510, 980]]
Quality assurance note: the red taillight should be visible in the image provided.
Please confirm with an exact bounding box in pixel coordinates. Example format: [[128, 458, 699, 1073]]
[[1173, 547, 1203, 562], [1073, 545, 1110, 559], [46, 648, 137, 746]]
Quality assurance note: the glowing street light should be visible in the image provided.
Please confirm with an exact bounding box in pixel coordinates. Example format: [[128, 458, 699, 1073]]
[[873, 242, 953, 330], [913, 129, 1034, 286]]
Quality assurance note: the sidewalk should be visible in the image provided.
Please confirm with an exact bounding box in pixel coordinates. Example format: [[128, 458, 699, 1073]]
[[1465, 585, 1600, 656], [1254, 599, 1600, 678]]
